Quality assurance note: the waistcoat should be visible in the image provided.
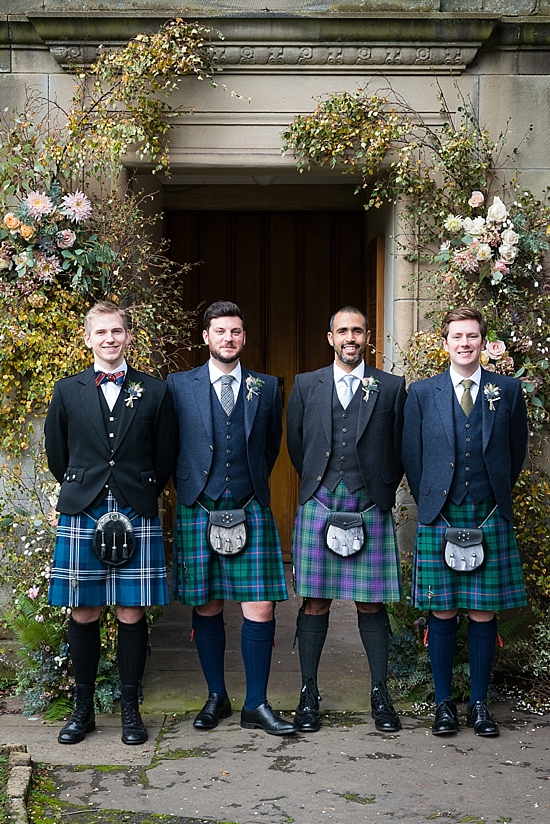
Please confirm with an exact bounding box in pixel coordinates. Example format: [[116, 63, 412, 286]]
[[94, 387, 129, 507], [448, 390, 492, 506], [321, 383, 365, 494], [204, 383, 254, 503]]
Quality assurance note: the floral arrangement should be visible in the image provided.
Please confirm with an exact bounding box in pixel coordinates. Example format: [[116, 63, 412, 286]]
[[438, 193, 529, 288], [361, 375, 380, 402], [245, 375, 264, 401], [0, 184, 117, 302], [125, 381, 145, 408]]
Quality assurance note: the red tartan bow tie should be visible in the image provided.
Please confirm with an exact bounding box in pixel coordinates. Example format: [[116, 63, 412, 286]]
[[95, 370, 125, 387]]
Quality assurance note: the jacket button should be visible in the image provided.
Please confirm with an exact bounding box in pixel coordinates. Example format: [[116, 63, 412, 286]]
[[450, 463, 454, 468], [209, 445, 213, 451], [109, 460, 115, 467], [326, 452, 329, 457], [317, 476, 322, 482], [203, 470, 208, 476], [443, 490, 447, 496]]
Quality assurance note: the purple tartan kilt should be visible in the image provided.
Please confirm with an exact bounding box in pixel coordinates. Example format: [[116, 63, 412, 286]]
[[292, 484, 402, 602], [411, 497, 527, 611], [173, 490, 288, 605], [48, 495, 169, 608]]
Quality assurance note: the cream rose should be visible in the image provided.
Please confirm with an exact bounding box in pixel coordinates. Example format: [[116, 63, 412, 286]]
[[499, 244, 517, 263], [463, 216, 485, 236], [486, 196, 508, 223], [475, 243, 493, 261], [486, 340, 507, 359], [501, 228, 519, 246]]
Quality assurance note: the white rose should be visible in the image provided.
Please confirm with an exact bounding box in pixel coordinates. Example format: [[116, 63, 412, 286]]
[[0, 257, 11, 270], [499, 243, 517, 263], [501, 228, 519, 246], [475, 243, 493, 261], [444, 214, 463, 233], [463, 216, 485, 236], [486, 196, 508, 223]]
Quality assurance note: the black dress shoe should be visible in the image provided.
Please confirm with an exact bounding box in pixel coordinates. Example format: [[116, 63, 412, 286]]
[[293, 677, 322, 732], [241, 702, 296, 735], [467, 701, 499, 736], [432, 700, 459, 735], [120, 684, 148, 745], [370, 682, 401, 732], [58, 684, 95, 745], [193, 693, 232, 730]]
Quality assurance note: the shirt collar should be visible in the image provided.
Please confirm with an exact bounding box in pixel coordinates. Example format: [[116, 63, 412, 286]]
[[333, 361, 365, 384], [449, 364, 482, 389], [208, 359, 242, 387], [94, 358, 128, 375]]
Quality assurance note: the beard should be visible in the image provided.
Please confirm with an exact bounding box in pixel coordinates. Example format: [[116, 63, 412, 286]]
[[210, 344, 243, 365], [334, 342, 366, 367]]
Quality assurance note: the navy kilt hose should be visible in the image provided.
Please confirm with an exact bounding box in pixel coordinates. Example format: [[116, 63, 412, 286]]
[[49, 494, 169, 608], [173, 489, 288, 605], [412, 496, 527, 612], [292, 482, 402, 603]]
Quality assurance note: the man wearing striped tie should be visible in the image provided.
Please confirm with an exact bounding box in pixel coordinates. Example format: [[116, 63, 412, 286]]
[[45, 301, 178, 745], [402, 306, 528, 738], [167, 301, 294, 736]]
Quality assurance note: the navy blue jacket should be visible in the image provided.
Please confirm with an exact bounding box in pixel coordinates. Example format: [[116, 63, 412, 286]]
[[402, 367, 527, 524], [167, 363, 282, 507]]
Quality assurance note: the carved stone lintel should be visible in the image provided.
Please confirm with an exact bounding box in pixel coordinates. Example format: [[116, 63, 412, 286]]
[[48, 39, 479, 72]]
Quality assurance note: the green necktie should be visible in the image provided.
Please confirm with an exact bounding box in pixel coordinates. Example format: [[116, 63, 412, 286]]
[[460, 379, 474, 416]]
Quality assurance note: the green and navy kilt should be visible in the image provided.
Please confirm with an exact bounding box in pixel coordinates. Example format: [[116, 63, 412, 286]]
[[292, 482, 402, 603], [411, 496, 527, 611], [49, 493, 169, 608], [173, 489, 288, 605]]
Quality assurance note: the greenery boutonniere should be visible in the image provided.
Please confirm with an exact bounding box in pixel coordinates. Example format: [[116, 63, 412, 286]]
[[362, 376, 380, 402], [483, 383, 501, 411], [125, 381, 145, 408], [245, 375, 264, 401]]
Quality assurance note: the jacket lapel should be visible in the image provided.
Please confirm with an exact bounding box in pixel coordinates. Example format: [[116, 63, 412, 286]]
[[480, 368, 497, 451], [356, 366, 378, 442], [112, 365, 140, 453], [242, 369, 260, 440], [316, 366, 334, 445], [79, 366, 110, 450], [192, 362, 214, 442], [434, 369, 456, 450]]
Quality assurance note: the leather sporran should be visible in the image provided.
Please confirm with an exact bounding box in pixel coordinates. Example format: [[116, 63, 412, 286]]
[[444, 527, 484, 572], [207, 509, 247, 556], [92, 511, 136, 567], [325, 511, 365, 557]]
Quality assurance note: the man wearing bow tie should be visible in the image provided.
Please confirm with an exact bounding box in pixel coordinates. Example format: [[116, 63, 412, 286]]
[[167, 301, 294, 736], [287, 306, 406, 733], [402, 306, 528, 737], [45, 301, 178, 745]]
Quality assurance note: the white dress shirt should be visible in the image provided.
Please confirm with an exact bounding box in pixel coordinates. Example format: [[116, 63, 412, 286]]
[[208, 360, 242, 404], [449, 364, 482, 405], [95, 358, 128, 412], [333, 361, 365, 406]]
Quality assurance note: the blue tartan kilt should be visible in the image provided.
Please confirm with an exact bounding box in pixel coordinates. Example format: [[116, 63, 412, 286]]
[[411, 496, 527, 612], [292, 483, 402, 603], [48, 494, 169, 608], [173, 489, 288, 605]]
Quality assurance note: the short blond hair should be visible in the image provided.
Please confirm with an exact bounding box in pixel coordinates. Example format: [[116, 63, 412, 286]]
[[84, 301, 128, 334]]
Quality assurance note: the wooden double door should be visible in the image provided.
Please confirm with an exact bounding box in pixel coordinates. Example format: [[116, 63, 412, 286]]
[[167, 209, 383, 557]]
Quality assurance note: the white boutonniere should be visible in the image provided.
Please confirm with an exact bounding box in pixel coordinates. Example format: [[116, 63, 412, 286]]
[[125, 381, 145, 408], [362, 375, 380, 402], [245, 374, 264, 401], [484, 382, 501, 411]]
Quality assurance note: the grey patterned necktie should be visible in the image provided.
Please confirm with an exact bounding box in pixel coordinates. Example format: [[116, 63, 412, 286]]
[[340, 374, 356, 409], [460, 379, 474, 416], [220, 374, 235, 415]]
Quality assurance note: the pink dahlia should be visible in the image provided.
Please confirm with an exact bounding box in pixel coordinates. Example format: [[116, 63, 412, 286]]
[[25, 191, 54, 220], [61, 191, 92, 223]]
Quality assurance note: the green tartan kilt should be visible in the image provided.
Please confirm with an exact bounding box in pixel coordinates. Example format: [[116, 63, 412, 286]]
[[173, 491, 288, 605], [412, 496, 527, 612]]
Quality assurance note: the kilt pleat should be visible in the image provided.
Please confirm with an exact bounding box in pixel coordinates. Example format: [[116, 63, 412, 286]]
[[48, 494, 169, 608], [292, 483, 402, 602], [412, 496, 527, 611], [173, 490, 288, 605]]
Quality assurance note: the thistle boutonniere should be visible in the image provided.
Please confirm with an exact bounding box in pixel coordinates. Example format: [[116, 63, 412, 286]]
[[125, 382, 145, 408], [245, 374, 264, 401], [484, 382, 501, 411], [362, 375, 380, 402]]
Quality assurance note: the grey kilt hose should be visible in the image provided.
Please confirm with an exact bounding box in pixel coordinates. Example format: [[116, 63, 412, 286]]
[[292, 482, 402, 602], [48, 493, 169, 608]]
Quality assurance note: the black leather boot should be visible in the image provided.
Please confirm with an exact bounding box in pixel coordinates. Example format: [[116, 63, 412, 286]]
[[58, 684, 96, 744], [120, 684, 148, 745], [293, 677, 322, 732]]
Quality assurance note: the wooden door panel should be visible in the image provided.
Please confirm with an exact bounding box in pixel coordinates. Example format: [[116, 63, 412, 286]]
[[167, 210, 374, 559]]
